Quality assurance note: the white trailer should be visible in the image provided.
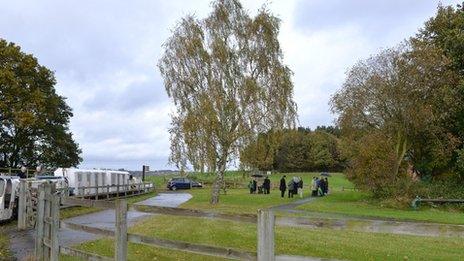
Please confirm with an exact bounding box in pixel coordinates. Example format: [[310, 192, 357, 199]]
[[54, 168, 139, 196], [0, 176, 20, 221]]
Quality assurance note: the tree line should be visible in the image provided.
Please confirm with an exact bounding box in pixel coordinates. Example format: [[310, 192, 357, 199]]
[[239, 126, 344, 173]]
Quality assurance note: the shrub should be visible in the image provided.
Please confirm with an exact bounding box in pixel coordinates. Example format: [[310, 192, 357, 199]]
[[345, 132, 409, 198]]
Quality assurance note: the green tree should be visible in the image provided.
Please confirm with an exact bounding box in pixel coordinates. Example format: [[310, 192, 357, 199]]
[[412, 3, 464, 178], [310, 131, 340, 171], [0, 39, 81, 168], [241, 127, 344, 172], [159, 0, 297, 204], [331, 42, 457, 186], [239, 130, 281, 171], [274, 130, 311, 172]]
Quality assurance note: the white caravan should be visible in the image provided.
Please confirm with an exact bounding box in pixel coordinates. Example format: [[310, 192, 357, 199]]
[[54, 168, 139, 196], [0, 176, 20, 221]]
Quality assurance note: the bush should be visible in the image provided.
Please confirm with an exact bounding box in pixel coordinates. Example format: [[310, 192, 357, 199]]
[[345, 132, 408, 198], [455, 148, 464, 179], [417, 178, 464, 199]]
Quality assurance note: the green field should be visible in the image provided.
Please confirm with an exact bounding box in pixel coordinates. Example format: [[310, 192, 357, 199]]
[[61, 172, 463, 260], [0, 227, 12, 260], [61, 239, 228, 261], [68, 214, 464, 261], [296, 190, 464, 225], [175, 171, 463, 224]]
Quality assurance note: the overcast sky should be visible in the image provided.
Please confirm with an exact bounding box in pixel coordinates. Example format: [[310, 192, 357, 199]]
[[1, 0, 459, 170]]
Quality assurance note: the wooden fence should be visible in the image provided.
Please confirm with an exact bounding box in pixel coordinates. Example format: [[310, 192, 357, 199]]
[[34, 182, 464, 261], [17, 180, 154, 231]]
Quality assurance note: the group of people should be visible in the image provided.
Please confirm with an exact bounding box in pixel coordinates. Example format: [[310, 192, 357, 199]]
[[279, 175, 329, 198], [248, 176, 271, 194], [15, 165, 43, 179], [247, 174, 330, 198], [310, 177, 329, 196], [279, 176, 304, 198]]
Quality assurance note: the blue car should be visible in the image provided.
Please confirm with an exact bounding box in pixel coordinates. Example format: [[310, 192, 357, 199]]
[[167, 178, 202, 191]]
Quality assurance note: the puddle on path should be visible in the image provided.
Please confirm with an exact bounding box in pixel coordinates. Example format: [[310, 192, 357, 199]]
[[135, 193, 192, 207]]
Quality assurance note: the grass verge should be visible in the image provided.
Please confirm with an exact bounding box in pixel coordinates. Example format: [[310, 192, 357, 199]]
[[296, 190, 464, 225], [60, 238, 228, 261], [72, 214, 464, 261], [0, 226, 12, 260]]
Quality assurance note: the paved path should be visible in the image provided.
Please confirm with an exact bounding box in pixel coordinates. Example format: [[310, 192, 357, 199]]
[[135, 193, 192, 207], [9, 193, 192, 261]]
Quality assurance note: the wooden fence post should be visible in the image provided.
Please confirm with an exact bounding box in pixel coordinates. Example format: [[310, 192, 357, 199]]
[[35, 184, 46, 259], [18, 179, 27, 229], [50, 194, 60, 261], [115, 199, 127, 261], [257, 209, 275, 261]]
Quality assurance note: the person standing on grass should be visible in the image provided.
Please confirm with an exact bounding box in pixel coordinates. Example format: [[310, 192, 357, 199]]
[[287, 179, 295, 198], [279, 175, 287, 198], [248, 180, 254, 194], [311, 177, 318, 197], [318, 178, 325, 196], [297, 177, 303, 198], [263, 176, 271, 194], [324, 177, 329, 195], [252, 179, 257, 193]]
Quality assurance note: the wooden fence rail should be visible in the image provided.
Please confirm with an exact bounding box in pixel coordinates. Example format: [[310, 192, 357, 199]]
[[60, 221, 256, 260]]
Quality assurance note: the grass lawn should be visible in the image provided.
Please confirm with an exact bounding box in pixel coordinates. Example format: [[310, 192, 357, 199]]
[[296, 190, 464, 225], [179, 172, 350, 214], [181, 187, 304, 214], [162, 171, 462, 225], [72, 214, 463, 261], [63, 171, 464, 260], [0, 226, 12, 260], [60, 238, 228, 261]]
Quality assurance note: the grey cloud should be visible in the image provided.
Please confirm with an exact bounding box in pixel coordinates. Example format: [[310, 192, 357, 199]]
[[82, 78, 167, 112], [294, 0, 458, 42], [82, 157, 169, 170]]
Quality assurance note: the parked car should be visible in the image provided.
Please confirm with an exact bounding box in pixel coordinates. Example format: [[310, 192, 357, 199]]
[[167, 178, 202, 191]]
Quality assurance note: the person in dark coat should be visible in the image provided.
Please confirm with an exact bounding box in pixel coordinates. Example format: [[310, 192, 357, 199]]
[[297, 177, 303, 198], [248, 180, 254, 194], [263, 177, 271, 194], [17, 166, 27, 179], [311, 177, 318, 197], [279, 175, 286, 198], [324, 177, 329, 195], [318, 178, 326, 196], [287, 180, 295, 198], [252, 179, 257, 193]]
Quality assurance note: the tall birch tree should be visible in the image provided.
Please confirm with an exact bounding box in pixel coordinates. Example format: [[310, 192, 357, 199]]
[[159, 0, 297, 204]]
